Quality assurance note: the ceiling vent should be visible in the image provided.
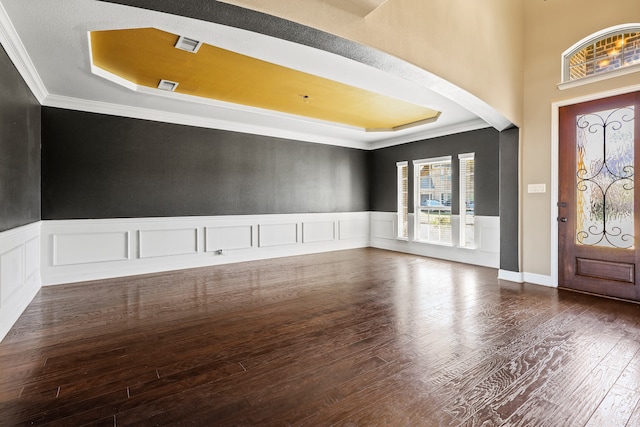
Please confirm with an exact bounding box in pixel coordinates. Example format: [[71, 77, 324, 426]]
[[157, 79, 179, 91], [175, 36, 202, 53]]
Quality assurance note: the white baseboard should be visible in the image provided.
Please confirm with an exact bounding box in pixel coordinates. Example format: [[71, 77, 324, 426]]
[[0, 222, 42, 341], [498, 269, 524, 283], [41, 212, 370, 286], [499, 270, 556, 288], [523, 272, 555, 288]]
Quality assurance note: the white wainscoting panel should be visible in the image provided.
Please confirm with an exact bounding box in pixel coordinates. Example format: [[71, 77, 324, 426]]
[[475, 216, 500, 254], [259, 223, 298, 247], [369, 211, 500, 268], [206, 225, 253, 252], [40, 213, 370, 286], [372, 219, 395, 240], [25, 237, 40, 283], [302, 221, 335, 243], [1, 245, 24, 303], [339, 219, 369, 240], [54, 232, 130, 266], [139, 228, 198, 259], [0, 222, 41, 342]]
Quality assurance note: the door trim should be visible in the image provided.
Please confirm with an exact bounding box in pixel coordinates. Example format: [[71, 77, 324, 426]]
[[550, 83, 640, 287]]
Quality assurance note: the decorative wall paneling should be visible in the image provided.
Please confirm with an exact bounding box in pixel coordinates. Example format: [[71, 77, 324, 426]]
[[369, 211, 500, 268], [40, 212, 370, 286], [0, 222, 41, 341]]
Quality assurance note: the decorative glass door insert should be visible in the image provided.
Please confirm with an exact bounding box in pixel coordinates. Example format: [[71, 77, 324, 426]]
[[576, 106, 634, 249]]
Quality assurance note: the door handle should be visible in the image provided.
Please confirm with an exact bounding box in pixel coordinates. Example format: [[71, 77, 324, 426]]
[[557, 217, 568, 222], [557, 202, 567, 208]]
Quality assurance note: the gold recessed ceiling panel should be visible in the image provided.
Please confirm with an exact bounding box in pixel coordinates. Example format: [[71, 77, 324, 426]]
[[90, 28, 440, 131]]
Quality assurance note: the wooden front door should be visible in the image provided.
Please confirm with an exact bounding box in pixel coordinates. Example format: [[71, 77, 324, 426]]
[[558, 91, 640, 301]]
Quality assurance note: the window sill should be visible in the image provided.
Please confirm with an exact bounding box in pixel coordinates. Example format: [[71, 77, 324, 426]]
[[558, 63, 640, 90], [413, 240, 454, 247]]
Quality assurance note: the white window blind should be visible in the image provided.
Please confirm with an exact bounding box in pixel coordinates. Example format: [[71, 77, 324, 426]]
[[413, 156, 452, 244], [397, 161, 408, 239], [459, 153, 475, 248]]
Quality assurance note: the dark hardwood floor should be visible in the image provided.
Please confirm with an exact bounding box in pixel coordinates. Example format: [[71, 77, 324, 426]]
[[1, 248, 640, 426]]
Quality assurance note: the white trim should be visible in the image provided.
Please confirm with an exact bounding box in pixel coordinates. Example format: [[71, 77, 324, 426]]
[[368, 119, 492, 150], [0, 222, 42, 342], [396, 161, 409, 239], [0, 2, 47, 102], [40, 212, 370, 286], [550, 83, 640, 288], [42, 94, 492, 152], [413, 155, 452, 166], [523, 272, 554, 288], [498, 269, 524, 283], [558, 64, 640, 90], [413, 157, 453, 245], [458, 152, 475, 248], [42, 94, 373, 150]]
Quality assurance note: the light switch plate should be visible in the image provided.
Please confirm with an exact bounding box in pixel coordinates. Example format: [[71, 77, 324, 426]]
[[528, 183, 546, 193]]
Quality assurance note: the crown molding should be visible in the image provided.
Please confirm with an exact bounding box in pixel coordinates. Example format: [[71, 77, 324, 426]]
[[42, 94, 372, 150], [0, 2, 48, 102], [368, 119, 492, 150], [43, 94, 492, 151]]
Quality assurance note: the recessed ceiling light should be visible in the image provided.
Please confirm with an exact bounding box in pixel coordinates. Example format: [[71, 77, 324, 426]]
[[157, 79, 179, 91], [175, 36, 202, 53]]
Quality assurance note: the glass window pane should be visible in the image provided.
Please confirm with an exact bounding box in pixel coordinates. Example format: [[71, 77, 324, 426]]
[[565, 27, 640, 82], [459, 155, 475, 248], [397, 163, 408, 238], [414, 159, 452, 244], [623, 32, 640, 66], [576, 106, 634, 249]]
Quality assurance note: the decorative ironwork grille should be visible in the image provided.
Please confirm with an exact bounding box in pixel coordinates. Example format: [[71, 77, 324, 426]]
[[576, 106, 634, 249]]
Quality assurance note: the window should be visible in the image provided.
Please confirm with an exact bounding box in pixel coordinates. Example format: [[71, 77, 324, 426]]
[[459, 153, 475, 248], [562, 25, 640, 83], [397, 162, 408, 239], [413, 156, 452, 244]]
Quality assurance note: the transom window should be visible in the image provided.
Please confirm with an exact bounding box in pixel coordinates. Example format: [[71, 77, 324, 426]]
[[563, 24, 640, 83]]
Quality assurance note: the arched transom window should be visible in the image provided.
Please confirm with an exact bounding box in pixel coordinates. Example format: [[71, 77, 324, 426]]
[[562, 24, 640, 83]]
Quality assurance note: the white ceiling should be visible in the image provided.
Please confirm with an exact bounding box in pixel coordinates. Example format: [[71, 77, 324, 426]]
[[0, 0, 505, 150]]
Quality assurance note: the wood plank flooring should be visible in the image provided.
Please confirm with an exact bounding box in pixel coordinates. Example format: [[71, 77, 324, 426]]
[[2, 248, 640, 426]]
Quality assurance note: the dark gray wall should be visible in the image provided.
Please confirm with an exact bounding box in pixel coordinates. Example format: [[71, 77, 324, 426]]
[[41, 108, 368, 219], [499, 128, 520, 272], [0, 46, 41, 232], [369, 127, 500, 216]]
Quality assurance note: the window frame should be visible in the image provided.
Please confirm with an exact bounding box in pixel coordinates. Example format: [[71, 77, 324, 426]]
[[560, 24, 640, 89], [412, 156, 452, 246], [396, 161, 409, 240], [459, 152, 475, 248]]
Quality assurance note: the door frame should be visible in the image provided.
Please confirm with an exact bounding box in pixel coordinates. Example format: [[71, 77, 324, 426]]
[[550, 83, 640, 287]]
